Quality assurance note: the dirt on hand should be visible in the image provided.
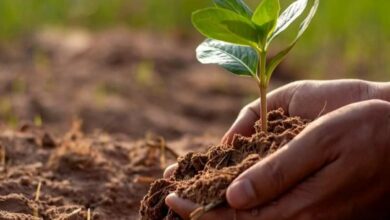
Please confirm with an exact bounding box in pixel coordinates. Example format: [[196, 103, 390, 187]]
[[140, 108, 310, 220]]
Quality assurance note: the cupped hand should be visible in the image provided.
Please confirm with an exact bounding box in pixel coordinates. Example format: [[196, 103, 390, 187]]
[[165, 100, 390, 220], [164, 79, 381, 178], [222, 79, 382, 144]]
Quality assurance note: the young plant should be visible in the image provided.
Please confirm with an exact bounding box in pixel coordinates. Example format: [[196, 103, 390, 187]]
[[192, 0, 319, 132]]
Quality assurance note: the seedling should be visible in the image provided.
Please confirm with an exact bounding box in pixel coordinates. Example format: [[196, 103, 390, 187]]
[[192, 0, 319, 132]]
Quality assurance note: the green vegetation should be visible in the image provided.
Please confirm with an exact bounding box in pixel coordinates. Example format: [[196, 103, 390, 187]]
[[192, 0, 318, 132], [0, 0, 388, 78]]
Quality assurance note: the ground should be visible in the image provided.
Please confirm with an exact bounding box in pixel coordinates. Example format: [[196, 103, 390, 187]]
[[0, 28, 294, 219]]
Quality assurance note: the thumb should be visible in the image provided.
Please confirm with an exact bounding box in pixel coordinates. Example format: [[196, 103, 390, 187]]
[[222, 99, 259, 144], [226, 114, 335, 209]]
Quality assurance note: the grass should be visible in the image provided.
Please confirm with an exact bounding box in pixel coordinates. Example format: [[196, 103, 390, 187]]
[[0, 0, 388, 79]]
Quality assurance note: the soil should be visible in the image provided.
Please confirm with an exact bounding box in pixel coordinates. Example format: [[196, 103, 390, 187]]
[[0, 121, 184, 219], [140, 109, 309, 220], [0, 29, 298, 220], [0, 28, 268, 140]]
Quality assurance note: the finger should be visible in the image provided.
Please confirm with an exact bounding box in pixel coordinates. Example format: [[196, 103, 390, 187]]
[[254, 154, 378, 220], [226, 113, 339, 209], [165, 193, 200, 219], [245, 100, 390, 214], [165, 194, 232, 220], [253, 161, 341, 220], [163, 163, 178, 179], [222, 100, 259, 144], [165, 193, 256, 220]]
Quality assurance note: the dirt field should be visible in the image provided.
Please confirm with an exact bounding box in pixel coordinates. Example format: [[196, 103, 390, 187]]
[[0, 29, 295, 219]]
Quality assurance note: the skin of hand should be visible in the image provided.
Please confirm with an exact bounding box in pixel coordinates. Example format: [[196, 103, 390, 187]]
[[165, 99, 390, 220], [163, 79, 388, 178], [222, 79, 389, 144]]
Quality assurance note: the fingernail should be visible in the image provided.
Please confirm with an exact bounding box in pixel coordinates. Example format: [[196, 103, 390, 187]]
[[227, 179, 256, 208], [165, 193, 179, 207], [165, 193, 175, 202]]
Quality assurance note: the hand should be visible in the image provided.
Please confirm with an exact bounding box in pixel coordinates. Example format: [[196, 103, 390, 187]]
[[164, 79, 382, 178], [222, 79, 383, 144], [165, 100, 390, 220]]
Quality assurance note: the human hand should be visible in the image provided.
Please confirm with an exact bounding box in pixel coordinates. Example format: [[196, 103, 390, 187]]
[[163, 79, 382, 178], [222, 79, 383, 144], [165, 100, 390, 220]]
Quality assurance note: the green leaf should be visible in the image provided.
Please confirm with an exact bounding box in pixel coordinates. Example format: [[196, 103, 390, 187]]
[[214, 0, 253, 18], [268, 0, 308, 44], [265, 42, 295, 82], [297, 0, 319, 38], [266, 0, 319, 80], [196, 39, 259, 76], [252, 0, 280, 41], [192, 8, 259, 47]]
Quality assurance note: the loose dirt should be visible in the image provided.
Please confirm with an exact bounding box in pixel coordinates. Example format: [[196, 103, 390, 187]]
[[0, 28, 269, 140], [0, 29, 298, 220], [140, 109, 309, 220], [0, 121, 186, 219]]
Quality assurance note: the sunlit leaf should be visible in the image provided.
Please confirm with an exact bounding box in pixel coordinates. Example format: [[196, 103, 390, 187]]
[[196, 39, 259, 76], [192, 8, 259, 46], [265, 42, 295, 81], [252, 0, 280, 42], [268, 0, 308, 44], [214, 0, 253, 18], [266, 0, 319, 79], [297, 0, 319, 38]]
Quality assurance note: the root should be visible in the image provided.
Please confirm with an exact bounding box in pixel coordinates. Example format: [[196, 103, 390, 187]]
[[190, 200, 224, 220], [33, 180, 42, 218], [145, 136, 179, 168], [34, 181, 42, 201], [63, 208, 82, 219], [134, 176, 157, 185]]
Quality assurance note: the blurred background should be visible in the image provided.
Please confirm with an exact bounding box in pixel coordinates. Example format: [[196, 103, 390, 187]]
[[0, 0, 388, 139]]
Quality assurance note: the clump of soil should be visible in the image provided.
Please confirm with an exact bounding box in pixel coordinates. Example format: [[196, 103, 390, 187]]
[[140, 109, 310, 220]]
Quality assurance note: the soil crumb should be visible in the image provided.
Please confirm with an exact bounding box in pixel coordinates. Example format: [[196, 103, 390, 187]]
[[140, 108, 310, 220]]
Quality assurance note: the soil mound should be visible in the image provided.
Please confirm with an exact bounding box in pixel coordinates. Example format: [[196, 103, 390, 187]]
[[140, 109, 309, 219]]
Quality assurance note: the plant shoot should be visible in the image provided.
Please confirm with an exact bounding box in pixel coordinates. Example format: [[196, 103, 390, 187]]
[[192, 0, 319, 132]]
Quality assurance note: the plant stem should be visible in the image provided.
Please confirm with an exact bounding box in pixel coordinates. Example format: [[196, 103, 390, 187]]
[[258, 51, 268, 133]]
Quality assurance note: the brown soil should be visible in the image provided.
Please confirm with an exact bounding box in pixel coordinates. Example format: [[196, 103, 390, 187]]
[[0, 29, 297, 220], [140, 109, 309, 220], [0, 121, 185, 219], [0, 28, 269, 140], [0, 28, 294, 140]]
